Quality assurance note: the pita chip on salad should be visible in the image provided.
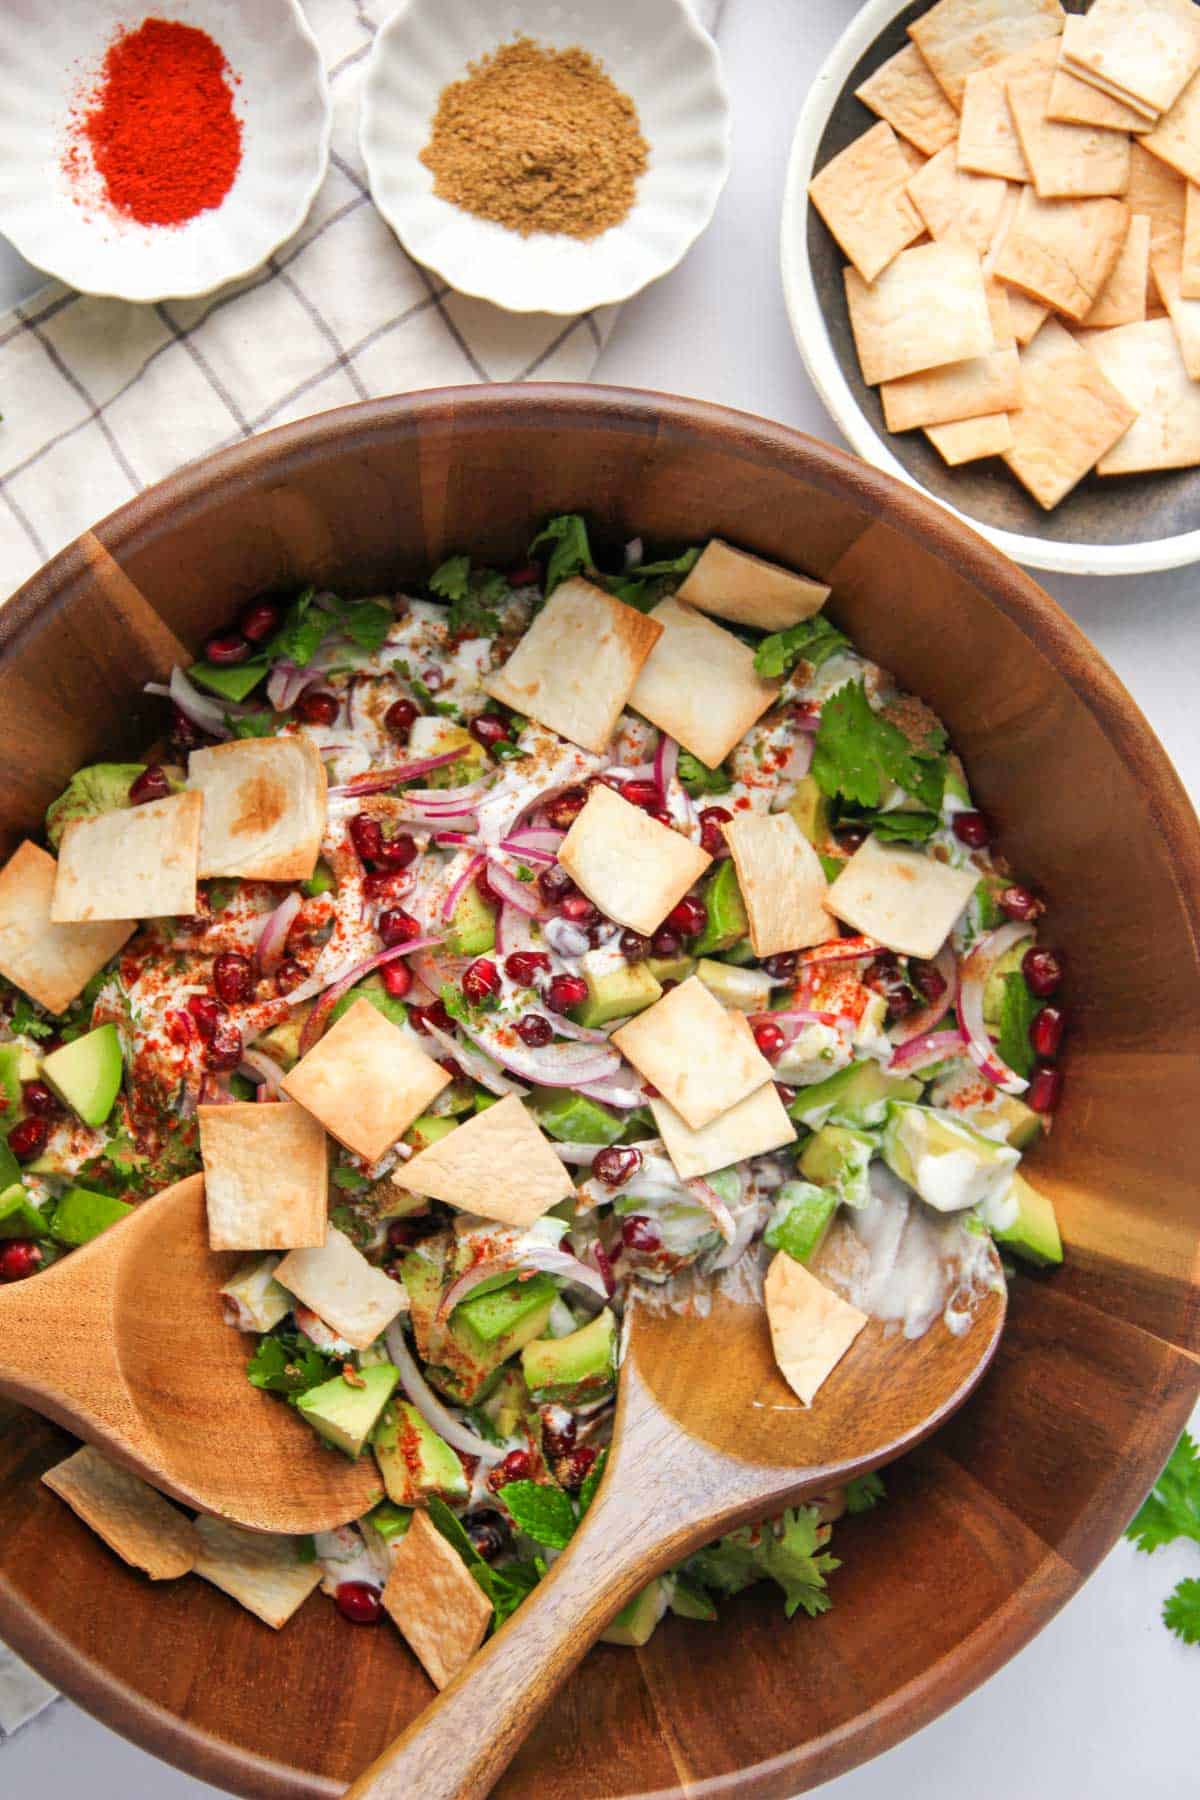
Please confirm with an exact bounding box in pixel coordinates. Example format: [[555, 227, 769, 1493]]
[[42, 1447, 200, 1580], [764, 1252, 869, 1408], [193, 1516, 323, 1629], [676, 540, 831, 634], [722, 812, 834, 958], [51, 789, 202, 923], [0, 840, 133, 1014], [392, 1094, 574, 1226], [382, 1508, 492, 1688], [282, 997, 451, 1165], [613, 975, 773, 1131], [628, 597, 781, 770], [199, 1101, 329, 1252], [275, 1225, 408, 1350], [827, 836, 979, 961], [556, 781, 711, 937], [651, 1081, 796, 1182], [189, 735, 326, 882]]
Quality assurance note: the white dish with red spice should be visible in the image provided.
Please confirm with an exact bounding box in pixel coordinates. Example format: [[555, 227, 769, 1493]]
[[0, 0, 330, 303], [360, 0, 732, 315]]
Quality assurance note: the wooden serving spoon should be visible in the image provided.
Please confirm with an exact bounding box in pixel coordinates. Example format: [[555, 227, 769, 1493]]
[[0, 1174, 382, 1534], [345, 1272, 1005, 1800]]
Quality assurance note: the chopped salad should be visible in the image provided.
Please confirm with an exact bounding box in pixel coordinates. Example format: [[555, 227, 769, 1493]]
[[0, 518, 1065, 1672]]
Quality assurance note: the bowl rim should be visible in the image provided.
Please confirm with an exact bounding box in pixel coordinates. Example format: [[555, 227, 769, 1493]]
[[358, 0, 733, 316], [0, 0, 333, 305], [778, 0, 1200, 580], [1, 384, 1198, 1799]]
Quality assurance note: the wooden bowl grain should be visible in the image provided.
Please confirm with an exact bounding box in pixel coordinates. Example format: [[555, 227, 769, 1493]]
[[0, 387, 1197, 1799]]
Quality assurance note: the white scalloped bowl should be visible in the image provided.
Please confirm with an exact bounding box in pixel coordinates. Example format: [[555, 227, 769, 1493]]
[[360, 0, 731, 315], [0, 0, 330, 303]]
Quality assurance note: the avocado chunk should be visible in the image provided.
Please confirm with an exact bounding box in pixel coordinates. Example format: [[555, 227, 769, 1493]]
[[373, 1397, 469, 1504], [430, 1273, 560, 1404], [481, 1366, 533, 1440], [0, 1182, 47, 1239], [881, 1102, 1018, 1213], [989, 1172, 1062, 1267], [798, 1124, 876, 1206], [41, 1024, 123, 1127], [409, 719, 488, 788], [253, 1006, 311, 1071], [695, 957, 773, 1012], [985, 1094, 1042, 1150], [49, 1185, 134, 1246], [329, 971, 408, 1030], [45, 763, 146, 850], [302, 860, 336, 899], [400, 1238, 450, 1360], [790, 1060, 921, 1131], [572, 953, 661, 1029], [763, 1181, 839, 1264], [720, 937, 757, 966], [0, 1043, 22, 1140], [365, 1500, 412, 1544], [692, 859, 749, 955], [219, 1255, 293, 1331], [296, 1363, 400, 1459], [601, 1579, 669, 1646], [530, 1088, 624, 1146], [983, 944, 1028, 1027], [786, 775, 834, 851], [522, 1308, 617, 1406], [403, 1114, 459, 1156], [444, 879, 496, 956], [645, 953, 696, 985]]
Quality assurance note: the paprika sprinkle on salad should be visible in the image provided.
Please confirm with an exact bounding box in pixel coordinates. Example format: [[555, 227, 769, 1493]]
[[65, 18, 243, 228]]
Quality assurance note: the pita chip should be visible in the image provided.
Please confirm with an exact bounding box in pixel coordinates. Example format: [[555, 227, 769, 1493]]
[[925, 411, 1015, 463], [1002, 317, 1139, 506], [188, 736, 325, 882], [844, 241, 994, 386], [1006, 65, 1131, 199], [651, 1082, 796, 1182], [556, 780, 711, 937], [877, 273, 1018, 431], [827, 835, 979, 960], [1151, 247, 1200, 371], [958, 62, 1035, 181], [193, 1516, 323, 1629], [393, 1094, 573, 1224], [908, 0, 1065, 110], [806, 121, 925, 283], [612, 976, 773, 1131], [282, 997, 450, 1164], [382, 1508, 492, 1689], [1183, 181, 1200, 295], [722, 811, 835, 957], [199, 1101, 328, 1252], [628, 596, 781, 770], [1088, 315, 1200, 473], [982, 190, 1051, 342], [275, 1225, 407, 1349], [1083, 213, 1151, 325], [854, 43, 959, 157], [483, 576, 662, 756], [1127, 142, 1188, 301], [1060, 0, 1200, 119], [51, 789, 201, 923], [42, 1447, 199, 1580], [763, 1253, 868, 1408], [0, 840, 132, 1014], [676, 540, 830, 633], [991, 186, 1130, 320], [905, 147, 1013, 252], [1141, 70, 1200, 189], [1047, 60, 1157, 133]]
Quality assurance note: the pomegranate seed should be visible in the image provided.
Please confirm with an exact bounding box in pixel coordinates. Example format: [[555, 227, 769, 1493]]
[[0, 1239, 43, 1282], [187, 994, 224, 1040], [650, 927, 682, 958], [621, 780, 661, 812], [275, 958, 309, 995], [1030, 1005, 1065, 1060], [420, 666, 444, 693], [616, 930, 648, 962], [497, 1448, 533, 1484], [1022, 947, 1064, 998], [381, 960, 413, 1000], [508, 560, 541, 586], [537, 864, 574, 905], [621, 1214, 662, 1253], [238, 600, 282, 643], [543, 787, 589, 830], [475, 866, 502, 908], [540, 1412, 577, 1462], [1028, 1067, 1062, 1114], [169, 705, 205, 749], [469, 713, 510, 750], [515, 1014, 553, 1047], [410, 999, 452, 1034], [129, 764, 170, 806], [560, 893, 599, 925], [8, 1116, 48, 1161], [666, 895, 707, 938], [335, 1581, 383, 1625], [911, 961, 948, 1002], [377, 834, 417, 871], [774, 1082, 797, 1106], [384, 697, 419, 739], [762, 952, 797, 980], [753, 1020, 786, 1060], [439, 1057, 464, 1081], [547, 974, 588, 1013], [557, 1445, 597, 1492], [349, 813, 384, 865], [379, 907, 421, 948], [699, 806, 732, 856], [462, 958, 501, 1004], [591, 1145, 642, 1187], [649, 808, 673, 827], [505, 951, 551, 986], [212, 951, 253, 1005], [465, 1514, 509, 1562], [387, 1218, 421, 1249], [363, 868, 407, 900], [296, 690, 339, 726], [837, 828, 867, 854], [205, 1019, 244, 1072], [952, 810, 991, 849], [204, 632, 252, 666], [21, 1081, 60, 1118], [999, 884, 1044, 922]]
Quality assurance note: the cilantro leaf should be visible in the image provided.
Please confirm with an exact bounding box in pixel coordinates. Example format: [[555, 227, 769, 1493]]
[[812, 680, 945, 812], [605, 545, 702, 613], [578, 1446, 607, 1517], [9, 993, 54, 1038], [1126, 1431, 1200, 1554], [497, 1479, 578, 1550], [1164, 1577, 1200, 1645], [247, 1334, 333, 1397], [529, 515, 593, 595], [440, 982, 471, 1026], [338, 599, 392, 655], [429, 556, 471, 603], [995, 973, 1039, 1083], [687, 1506, 838, 1619], [755, 616, 849, 680], [843, 808, 940, 845], [332, 1166, 369, 1192], [266, 588, 325, 667], [677, 751, 733, 797], [430, 558, 507, 638], [845, 1471, 887, 1514]]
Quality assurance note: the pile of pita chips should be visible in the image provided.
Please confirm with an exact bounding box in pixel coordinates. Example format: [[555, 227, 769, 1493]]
[[810, 0, 1200, 505]]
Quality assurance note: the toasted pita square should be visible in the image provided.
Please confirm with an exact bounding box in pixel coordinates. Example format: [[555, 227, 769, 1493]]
[[651, 1082, 796, 1182], [906, 148, 1013, 252], [393, 1093, 573, 1224], [722, 812, 834, 957], [1060, 0, 1200, 118], [199, 1101, 328, 1252], [0, 840, 133, 1014], [482, 576, 662, 755], [925, 412, 1015, 463], [1002, 316, 1139, 505], [991, 186, 1130, 319], [612, 976, 772, 1131], [1083, 213, 1151, 325], [1127, 143, 1188, 304], [1006, 65, 1131, 199], [881, 344, 1020, 431], [844, 242, 994, 386], [675, 540, 830, 633], [806, 122, 925, 282], [628, 596, 781, 771], [827, 835, 979, 959], [276, 1225, 407, 1349], [1141, 70, 1200, 189], [1087, 315, 1200, 472], [1048, 60, 1157, 132], [51, 790, 201, 923], [1183, 181, 1200, 295], [983, 192, 1052, 341], [764, 1253, 868, 1408], [1151, 248, 1200, 372], [958, 56, 1037, 181], [188, 736, 325, 882], [42, 1447, 199, 1580], [193, 1516, 323, 1628], [283, 997, 450, 1164], [854, 44, 960, 156], [908, 0, 1065, 110], [556, 780, 711, 937], [383, 1508, 491, 1689]]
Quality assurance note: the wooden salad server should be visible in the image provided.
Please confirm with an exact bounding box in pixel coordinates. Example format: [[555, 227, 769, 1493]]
[[0, 1174, 381, 1534], [346, 1275, 1006, 1800]]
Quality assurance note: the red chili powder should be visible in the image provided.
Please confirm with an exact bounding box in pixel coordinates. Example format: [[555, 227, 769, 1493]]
[[68, 17, 242, 227]]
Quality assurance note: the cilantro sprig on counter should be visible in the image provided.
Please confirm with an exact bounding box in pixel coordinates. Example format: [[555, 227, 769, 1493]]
[[1125, 1430, 1200, 1643], [811, 679, 947, 814]]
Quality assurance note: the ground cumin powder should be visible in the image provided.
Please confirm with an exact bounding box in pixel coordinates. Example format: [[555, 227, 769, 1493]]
[[419, 36, 649, 240]]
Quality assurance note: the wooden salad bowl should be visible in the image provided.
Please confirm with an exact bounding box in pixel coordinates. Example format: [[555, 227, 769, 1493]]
[[0, 387, 1197, 1799]]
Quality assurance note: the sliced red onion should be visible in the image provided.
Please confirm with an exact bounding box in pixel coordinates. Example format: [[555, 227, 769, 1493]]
[[684, 1178, 737, 1243], [144, 668, 234, 739], [330, 748, 469, 797], [239, 1049, 285, 1096], [796, 935, 881, 967], [578, 1239, 616, 1297], [576, 1076, 645, 1109], [525, 1006, 611, 1044], [624, 536, 644, 567], [455, 1016, 620, 1088], [384, 1322, 505, 1466], [433, 832, 480, 849], [255, 891, 302, 977], [517, 1244, 609, 1300], [267, 662, 316, 713], [484, 857, 547, 918], [436, 1255, 523, 1322], [441, 852, 487, 922], [707, 1201, 763, 1271], [654, 732, 679, 802], [197, 1074, 237, 1105], [544, 916, 590, 958], [889, 944, 958, 1048], [419, 1017, 527, 1098], [496, 839, 555, 866], [500, 828, 565, 859], [601, 762, 656, 784], [294, 938, 443, 1047], [783, 736, 814, 780], [400, 780, 494, 811], [958, 923, 1034, 1095], [888, 1026, 968, 1075], [496, 902, 536, 959]]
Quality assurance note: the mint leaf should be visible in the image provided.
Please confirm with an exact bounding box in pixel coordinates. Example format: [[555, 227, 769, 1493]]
[[430, 558, 506, 638], [1164, 1577, 1200, 1645], [497, 1479, 577, 1550], [677, 751, 732, 797], [490, 1557, 545, 1626], [995, 973, 1039, 1082], [529, 514, 593, 595], [578, 1447, 607, 1517], [606, 545, 701, 613], [845, 1471, 886, 1514], [812, 680, 945, 812], [755, 616, 848, 680], [1126, 1431, 1200, 1554], [426, 1495, 497, 1607]]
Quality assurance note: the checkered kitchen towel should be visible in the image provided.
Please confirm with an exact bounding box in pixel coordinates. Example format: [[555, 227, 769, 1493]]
[[0, 0, 726, 603]]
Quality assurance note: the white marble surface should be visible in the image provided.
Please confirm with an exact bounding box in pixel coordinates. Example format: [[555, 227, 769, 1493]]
[[0, 0, 1197, 1794]]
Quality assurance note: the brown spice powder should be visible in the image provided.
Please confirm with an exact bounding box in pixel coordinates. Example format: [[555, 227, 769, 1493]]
[[419, 36, 649, 240]]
